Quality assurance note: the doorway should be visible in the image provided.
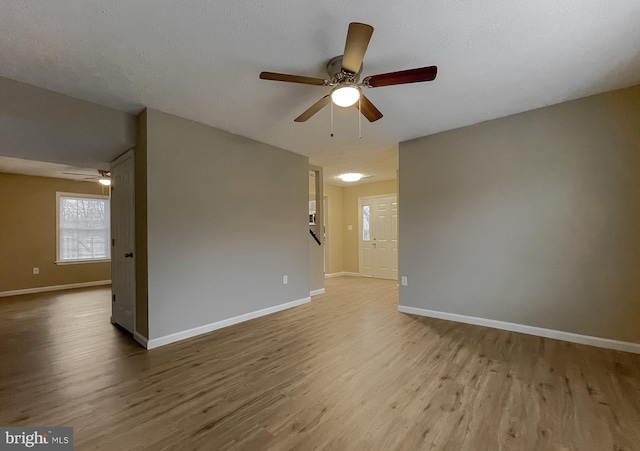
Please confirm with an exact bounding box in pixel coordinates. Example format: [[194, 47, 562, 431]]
[[358, 194, 398, 280], [323, 195, 328, 273]]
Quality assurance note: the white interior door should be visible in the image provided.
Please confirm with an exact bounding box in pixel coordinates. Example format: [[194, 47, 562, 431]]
[[110, 151, 136, 334], [359, 194, 398, 280]]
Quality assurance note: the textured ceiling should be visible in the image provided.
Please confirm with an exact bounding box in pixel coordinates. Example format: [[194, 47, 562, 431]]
[[1, 1, 639, 185]]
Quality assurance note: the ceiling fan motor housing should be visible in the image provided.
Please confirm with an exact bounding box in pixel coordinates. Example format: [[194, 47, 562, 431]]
[[327, 55, 361, 85]]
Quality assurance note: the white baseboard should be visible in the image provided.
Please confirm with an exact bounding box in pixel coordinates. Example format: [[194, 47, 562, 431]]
[[147, 297, 311, 349], [398, 305, 640, 355], [325, 272, 361, 279], [310, 288, 325, 296], [0, 280, 112, 298], [134, 331, 148, 349]]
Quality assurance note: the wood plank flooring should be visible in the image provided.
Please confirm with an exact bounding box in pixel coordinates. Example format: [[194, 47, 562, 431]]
[[1, 277, 639, 450]]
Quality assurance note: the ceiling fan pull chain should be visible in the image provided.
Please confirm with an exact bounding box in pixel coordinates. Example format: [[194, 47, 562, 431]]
[[358, 95, 362, 139], [330, 100, 334, 137]]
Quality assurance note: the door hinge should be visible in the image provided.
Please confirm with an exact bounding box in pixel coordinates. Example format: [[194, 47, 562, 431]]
[[112, 294, 116, 303], [112, 238, 115, 246]]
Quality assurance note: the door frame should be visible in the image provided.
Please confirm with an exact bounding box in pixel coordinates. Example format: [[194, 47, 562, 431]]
[[110, 149, 136, 336], [358, 193, 398, 278], [323, 195, 328, 273]]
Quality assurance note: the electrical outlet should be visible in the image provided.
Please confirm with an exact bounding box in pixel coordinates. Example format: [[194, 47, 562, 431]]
[[33, 267, 39, 275], [348, 225, 353, 231], [283, 275, 288, 285], [401, 276, 408, 286]]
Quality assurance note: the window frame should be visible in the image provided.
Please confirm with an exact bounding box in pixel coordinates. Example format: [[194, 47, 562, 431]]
[[55, 191, 111, 265]]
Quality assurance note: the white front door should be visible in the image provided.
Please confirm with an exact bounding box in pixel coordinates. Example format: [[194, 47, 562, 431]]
[[110, 151, 135, 334], [359, 194, 398, 280]]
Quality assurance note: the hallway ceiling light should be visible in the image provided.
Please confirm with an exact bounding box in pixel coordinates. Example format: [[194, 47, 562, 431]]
[[337, 173, 364, 182], [99, 178, 111, 186]]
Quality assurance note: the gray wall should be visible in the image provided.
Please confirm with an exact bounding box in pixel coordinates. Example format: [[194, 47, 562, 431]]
[[399, 85, 640, 344], [145, 108, 309, 339], [0, 76, 136, 167], [134, 110, 149, 338]]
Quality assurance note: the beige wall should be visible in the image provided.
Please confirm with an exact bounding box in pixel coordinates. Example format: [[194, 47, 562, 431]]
[[323, 183, 344, 275], [342, 180, 398, 273], [144, 108, 310, 339], [399, 84, 640, 344], [309, 171, 316, 194], [0, 173, 111, 293]]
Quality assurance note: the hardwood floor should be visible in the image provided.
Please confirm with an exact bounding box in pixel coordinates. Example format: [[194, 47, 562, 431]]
[[1, 278, 639, 450]]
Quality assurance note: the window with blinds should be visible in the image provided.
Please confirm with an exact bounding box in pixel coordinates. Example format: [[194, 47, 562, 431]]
[[57, 193, 111, 262]]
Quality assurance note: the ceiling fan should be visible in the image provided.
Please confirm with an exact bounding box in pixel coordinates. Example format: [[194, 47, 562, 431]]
[[260, 22, 437, 123], [62, 169, 111, 185]]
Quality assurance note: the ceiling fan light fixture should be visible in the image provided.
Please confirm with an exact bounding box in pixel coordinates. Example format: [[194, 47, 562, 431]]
[[337, 173, 364, 182], [331, 86, 360, 107], [99, 178, 111, 186]]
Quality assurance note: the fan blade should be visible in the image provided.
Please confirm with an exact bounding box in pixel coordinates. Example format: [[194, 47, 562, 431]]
[[356, 95, 383, 122], [363, 66, 437, 88], [342, 23, 374, 74], [260, 71, 327, 86], [294, 95, 331, 122]]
